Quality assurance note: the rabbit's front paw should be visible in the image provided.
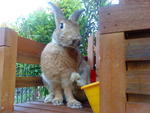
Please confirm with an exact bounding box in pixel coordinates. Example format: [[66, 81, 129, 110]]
[[67, 99, 82, 109], [44, 94, 54, 103], [70, 72, 86, 86], [52, 98, 64, 105]]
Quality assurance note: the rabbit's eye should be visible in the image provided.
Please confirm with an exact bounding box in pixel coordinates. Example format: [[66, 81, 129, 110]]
[[60, 23, 64, 29]]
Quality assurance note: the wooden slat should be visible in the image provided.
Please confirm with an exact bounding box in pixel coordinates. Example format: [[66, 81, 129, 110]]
[[120, 0, 150, 5], [128, 94, 150, 103], [100, 4, 150, 34], [16, 77, 43, 88], [0, 28, 18, 112], [87, 36, 94, 69], [126, 102, 150, 113], [100, 33, 126, 113], [17, 37, 45, 64], [96, 31, 100, 78], [126, 38, 150, 61], [127, 71, 150, 95], [127, 61, 150, 71]]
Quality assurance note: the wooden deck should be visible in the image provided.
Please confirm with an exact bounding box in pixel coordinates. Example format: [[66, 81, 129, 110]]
[[13, 101, 93, 113]]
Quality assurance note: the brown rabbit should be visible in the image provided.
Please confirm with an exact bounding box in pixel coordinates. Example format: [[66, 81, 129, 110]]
[[40, 2, 90, 109]]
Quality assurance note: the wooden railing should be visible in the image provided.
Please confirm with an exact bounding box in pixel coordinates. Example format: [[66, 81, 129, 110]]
[[0, 28, 96, 112], [0, 28, 45, 112], [16, 37, 45, 88]]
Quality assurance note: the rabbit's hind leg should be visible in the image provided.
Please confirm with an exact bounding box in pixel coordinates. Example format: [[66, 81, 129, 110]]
[[41, 73, 54, 103], [51, 81, 64, 105], [44, 84, 54, 103]]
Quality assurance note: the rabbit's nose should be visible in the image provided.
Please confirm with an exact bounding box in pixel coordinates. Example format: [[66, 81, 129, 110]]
[[72, 39, 80, 46]]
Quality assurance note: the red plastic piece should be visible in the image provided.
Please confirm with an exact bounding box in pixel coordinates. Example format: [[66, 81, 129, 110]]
[[90, 69, 96, 82]]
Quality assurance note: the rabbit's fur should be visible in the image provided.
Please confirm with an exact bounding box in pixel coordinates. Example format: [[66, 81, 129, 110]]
[[40, 2, 90, 109]]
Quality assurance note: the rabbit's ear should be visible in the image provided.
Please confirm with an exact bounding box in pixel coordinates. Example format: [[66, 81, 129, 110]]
[[48, 2, 65, 26], [69, 9, 85, 22]]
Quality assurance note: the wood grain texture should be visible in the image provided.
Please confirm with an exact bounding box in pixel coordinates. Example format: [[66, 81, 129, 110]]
[[87, 36, 94, 69], [14, 101, 92, 113], [16, 77, 43, 88], [96, 31, 100, 78], [0, 28, 16, 46], [100, 4, 150, 34], [120, 0, 150, 5], [127, 61, 150, 71], [126, 102, 150, 113], [126, 61, 150, 101], [126, 38, 150, 61], [0, 28, 18, 112], [100, 33, 126, 113], [128, 94, 150, 103], [17, 37, 45, 64], [127, 71, 150, 95]]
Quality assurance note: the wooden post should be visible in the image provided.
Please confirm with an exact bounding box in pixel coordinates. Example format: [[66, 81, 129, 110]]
[[0, 28, 18, 112], [96, 32, 100, 79], [99, 32, 126, 113], [87, 36, 94, 69]]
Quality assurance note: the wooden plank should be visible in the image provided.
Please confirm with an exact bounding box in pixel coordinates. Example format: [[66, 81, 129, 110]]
[[127, 71, 150, 95], [100, 4, 150, 34], [87, 36, 94, 69], [126, 38, 150, 61], [14, 106, 60, 113], [128, 94, 150, 103], [17, 37, 45, 64], [14, 102, 92, 113], [126, 102, 150, 113], [0, 47, 4, 112], [0, 28, 18, 112], [16, 77, 43, 88], [0, 28, 6, 46], [127, 61, 150, 71], [96, 31, 100, 78], [100, 33, 126, 113], [126, 61, 150, 95], [13, 109, 27, 113], [120, 0, 150, 5], [0, 28, 17, 46], [30, 101, 92, 112]]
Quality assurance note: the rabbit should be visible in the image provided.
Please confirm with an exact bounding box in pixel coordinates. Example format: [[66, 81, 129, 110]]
[[40, 2, 90, 109]]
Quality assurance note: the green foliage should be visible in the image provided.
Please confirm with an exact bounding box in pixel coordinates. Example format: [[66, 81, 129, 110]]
[[15, 9, 55, 44], [59, 0, 83, 18], [14, 86, 47, 104], [16, 63, 41, 77]]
